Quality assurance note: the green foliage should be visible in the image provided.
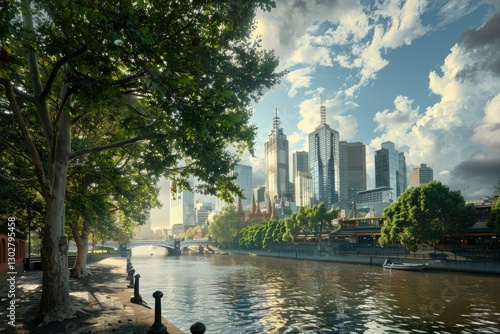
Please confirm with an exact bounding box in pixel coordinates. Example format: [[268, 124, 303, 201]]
[[208, 204, 242, 248], [487, 199, 500, 235], [237, 219, 287, 250], [291, 203, 340, 244], [179, 225, 200, 240], [379, 181, 476, 252], [1, 0, 283, 320]]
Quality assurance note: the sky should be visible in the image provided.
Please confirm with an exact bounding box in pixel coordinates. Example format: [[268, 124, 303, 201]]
[[151, 0, 500, 229]]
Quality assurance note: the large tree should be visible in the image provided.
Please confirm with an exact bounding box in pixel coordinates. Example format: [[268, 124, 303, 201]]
[[379, 181, 476, 252], [208, 204, 243, 248], [292, 202, 339, 247], [0, 0, 283, 323]]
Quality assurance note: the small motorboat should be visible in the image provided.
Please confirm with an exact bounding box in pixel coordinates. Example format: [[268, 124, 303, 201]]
[[382, 258, 427, 271]]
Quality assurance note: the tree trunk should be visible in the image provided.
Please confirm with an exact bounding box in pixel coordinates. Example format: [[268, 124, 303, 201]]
[[37, 190, 77, 323], [70, 220, 90, 278], [37, 83, 76, 324]]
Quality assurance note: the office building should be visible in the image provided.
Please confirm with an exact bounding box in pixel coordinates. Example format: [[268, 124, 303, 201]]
[[170, 177, 195, 226], [292, 151, 309, 178], [308, 102, 340, 209], [409, 163, 433, 187], [347, 142, 367, 204], [374, 141, 407, 200], [265, 109, 290, 201], [233, 164, 253, 210], [195, 202, 213, 225], [295, 171, 313, 207]]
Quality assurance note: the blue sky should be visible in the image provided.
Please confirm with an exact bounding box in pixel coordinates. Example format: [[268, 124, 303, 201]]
[[151, 0, 500, 228], [241, 0, 500, 197]]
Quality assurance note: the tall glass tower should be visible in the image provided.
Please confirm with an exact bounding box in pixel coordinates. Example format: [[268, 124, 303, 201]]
[[308, 103, 340, 210], [265, 109, 290, 201], [375, 141, 407, 200], [233, 164, 253, 211]]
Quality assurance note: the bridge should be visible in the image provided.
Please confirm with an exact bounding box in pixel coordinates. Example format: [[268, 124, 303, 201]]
[[102, 239, 217, 256]]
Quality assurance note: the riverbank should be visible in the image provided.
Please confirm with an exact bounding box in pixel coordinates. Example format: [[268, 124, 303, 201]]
[[0, 256, 184, 333], [227, 249, 500, 275]]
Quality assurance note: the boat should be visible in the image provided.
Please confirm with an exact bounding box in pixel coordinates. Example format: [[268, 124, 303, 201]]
[[382, 258, 427, 271]]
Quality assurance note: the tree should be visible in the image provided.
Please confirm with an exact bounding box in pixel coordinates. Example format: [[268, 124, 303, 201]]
[[66, 139, 160, 278], [208, 204, 242, 248], [0, 0, 283, 323], [487, 199, 500, 235], [379, 181, 476, 253], [292, 203, 339, 247], [179, 225, 201, 240]]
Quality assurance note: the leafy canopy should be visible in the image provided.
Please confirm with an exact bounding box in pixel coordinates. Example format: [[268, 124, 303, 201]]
[[379, 181, 476, 252]]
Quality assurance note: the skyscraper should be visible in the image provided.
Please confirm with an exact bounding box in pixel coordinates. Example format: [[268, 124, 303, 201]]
[[308, 102, 340, 209], [292, 151, 309, 178], [375, 141, 407, 200], [293, 151, 312, 207], [265, 109, 290, 201], [170, 176, 195, 226], [233, 163, 253, 210], [340, 141, 367, 206], [409, 163, 433, 187]]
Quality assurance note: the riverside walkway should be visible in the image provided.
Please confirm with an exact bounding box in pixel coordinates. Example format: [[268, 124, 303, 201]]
[[0, 257, 184, 333]]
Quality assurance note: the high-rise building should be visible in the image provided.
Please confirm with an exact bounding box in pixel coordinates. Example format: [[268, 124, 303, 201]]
[[295, 171, 313, 207], [170, 177, 195, 226], [292, 151, 309, 178], [233, 164, 253, 210], [265, 109, 290, 201], [409, 163, 433, 187], [292, 150, 310, 206], [347, 142, 367, 204], [374, 141, 407, 200], [339, 141, 348, 206], [195, 202, 213, 225], [308, 102, 340, 209]]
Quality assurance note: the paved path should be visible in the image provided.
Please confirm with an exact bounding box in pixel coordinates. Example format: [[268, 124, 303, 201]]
[[0, 256, 184, 333]]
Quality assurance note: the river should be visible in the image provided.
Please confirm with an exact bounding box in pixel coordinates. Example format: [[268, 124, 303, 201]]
[[129, 246, 500, 334]]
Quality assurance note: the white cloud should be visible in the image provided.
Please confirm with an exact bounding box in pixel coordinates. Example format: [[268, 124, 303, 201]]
[[377, 0, 429, 48], [290, 43, 333, 67], [370, 10, 500, 195], [471, 94, 500, 149], [287, 67, 315, 97], [374, 96, 420, 135]]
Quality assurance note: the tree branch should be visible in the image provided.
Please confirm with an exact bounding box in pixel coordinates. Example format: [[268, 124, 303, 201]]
[[0, 173, 38, 184], [3, 80, 48, 198], [40, 44, 88, 101], [70, 136, 145, 160], [0, 137, 34, 163]]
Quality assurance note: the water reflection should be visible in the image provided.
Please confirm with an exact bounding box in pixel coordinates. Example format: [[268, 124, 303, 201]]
[[130, 247, 499, 333]]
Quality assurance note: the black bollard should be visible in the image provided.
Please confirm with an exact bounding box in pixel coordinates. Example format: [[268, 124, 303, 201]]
[[147, 291, 168, 334], [130, 274, 143, 304], [126, 266, 135, 280], [127, 269, 136, 288], [126, 260, 133, 273], [190, 322, 206, 334]]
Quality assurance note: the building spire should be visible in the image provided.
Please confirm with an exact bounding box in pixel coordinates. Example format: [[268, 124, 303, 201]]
[[273, 108, 280, 132], [320, 96, 326, 126]]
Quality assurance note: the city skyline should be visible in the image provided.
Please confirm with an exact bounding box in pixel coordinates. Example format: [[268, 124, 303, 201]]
[[240, 0, 500, 200], [151, 1, 500, 228]]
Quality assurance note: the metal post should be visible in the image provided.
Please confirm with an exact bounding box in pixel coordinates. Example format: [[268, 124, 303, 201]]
[[130, 274, 143, 304], [147, 291, 168, 334], [127, 269, 135, 288], [190, 321, 206, 334], [127, 266, 134, 280]]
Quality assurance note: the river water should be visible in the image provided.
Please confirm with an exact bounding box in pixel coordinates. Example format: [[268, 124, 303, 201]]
[[129, 247, 500, 334]]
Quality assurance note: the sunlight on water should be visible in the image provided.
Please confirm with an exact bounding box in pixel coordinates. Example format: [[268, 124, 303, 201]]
[[129, 248, 500, 334]]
